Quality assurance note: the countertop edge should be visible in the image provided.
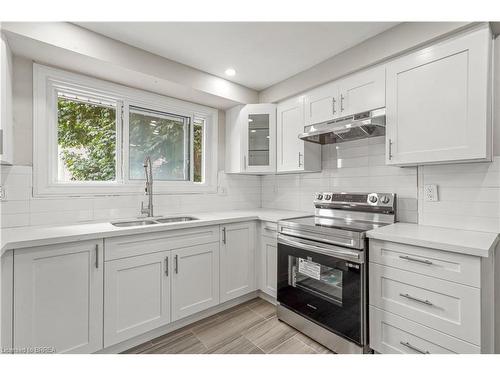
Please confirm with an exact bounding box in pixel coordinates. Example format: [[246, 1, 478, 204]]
[[1, 210, 307, 255], [366, 225, 500, 258]]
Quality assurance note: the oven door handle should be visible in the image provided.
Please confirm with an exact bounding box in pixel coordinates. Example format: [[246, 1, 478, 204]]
[[278, 234, 364, 263]]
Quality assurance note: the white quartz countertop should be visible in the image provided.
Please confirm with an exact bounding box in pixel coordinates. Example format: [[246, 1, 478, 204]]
[[1, 209, 309, 254], [367, 222, 499, 258]]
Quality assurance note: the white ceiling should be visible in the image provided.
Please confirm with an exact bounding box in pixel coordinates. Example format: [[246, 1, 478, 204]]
[[76, 22, 398, 91]]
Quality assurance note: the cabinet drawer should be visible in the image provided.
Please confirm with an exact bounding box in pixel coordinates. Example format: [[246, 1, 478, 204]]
[[369, 263, 480, 344], [105, 225, 219, 261], [369, 240, 480, 287], [369, 306, 480, 354], [261, 221, 277, 239]]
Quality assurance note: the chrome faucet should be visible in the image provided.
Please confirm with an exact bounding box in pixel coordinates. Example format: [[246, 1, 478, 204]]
[[140, 156, 154, 217]]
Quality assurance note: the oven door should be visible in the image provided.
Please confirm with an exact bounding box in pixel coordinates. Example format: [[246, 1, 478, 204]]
[[277, 234, 365, 345]]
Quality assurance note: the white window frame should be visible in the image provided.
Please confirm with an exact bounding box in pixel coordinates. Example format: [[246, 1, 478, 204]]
[[33, 64, 218, 197]]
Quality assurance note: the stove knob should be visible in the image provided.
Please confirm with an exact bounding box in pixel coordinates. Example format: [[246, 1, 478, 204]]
[[324, 194, 332, 200], [316, 194, 323, 200], [380, 195, 390, 204], [368, 195, 378, 203]]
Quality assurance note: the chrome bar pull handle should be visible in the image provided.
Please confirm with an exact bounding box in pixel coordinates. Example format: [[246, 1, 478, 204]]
[[399, 255, 433, 265], [222, 227, 226, 244], [340, 94, 345, 112], [174, 255, 179, 274], [165, 257, 169, 276], [400, 341, 430, 354], [399, 293, 433, 306], [332, 97, 336, 115], [298, 152, 303, 167], [388, 139, 393, 160], [95, 244, 99, 269]]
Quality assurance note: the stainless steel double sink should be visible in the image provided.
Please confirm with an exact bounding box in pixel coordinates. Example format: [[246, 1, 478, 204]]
[[111, 216, 198, 227]]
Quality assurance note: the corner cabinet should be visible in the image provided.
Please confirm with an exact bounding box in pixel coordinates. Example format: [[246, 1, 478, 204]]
[[220, 222, 256, 302], [225, 104, 277, 174], [385, 26, 492, 166], [13, 240, 104, 354], [277, 96, 321, 173]]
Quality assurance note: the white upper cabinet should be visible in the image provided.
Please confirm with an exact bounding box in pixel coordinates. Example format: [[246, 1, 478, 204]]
[[304, 65, 385, 126], [337, 65, 385, 117], [0, 33, 13, 165], [385, 26, 492, 166], [225, 103, 277, 174], [276, 96, 321, 173], [304, 81, 339, 125], [13, 240, 104, 354]]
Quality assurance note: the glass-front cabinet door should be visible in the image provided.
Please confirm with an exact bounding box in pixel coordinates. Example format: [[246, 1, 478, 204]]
[[242, 104, 276, 173]]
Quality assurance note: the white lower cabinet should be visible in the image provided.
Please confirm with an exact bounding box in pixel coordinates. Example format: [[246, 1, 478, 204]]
[[13, 240, 104, 354], [370, 307, 480, 354], [104, 251, 171, 347], [171, 243, 220, 320], [220, 222, 256, 302], [368, 239, 493, 354], [258, 222, 278, 298]]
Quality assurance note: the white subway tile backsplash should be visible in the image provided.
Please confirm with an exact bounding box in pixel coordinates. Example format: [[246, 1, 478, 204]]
[[419, 157, 500, 231], [0, 165, 263, 228]]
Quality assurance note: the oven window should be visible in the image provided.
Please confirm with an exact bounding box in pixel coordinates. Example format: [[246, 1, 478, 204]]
[[292, 257, 343, 305]]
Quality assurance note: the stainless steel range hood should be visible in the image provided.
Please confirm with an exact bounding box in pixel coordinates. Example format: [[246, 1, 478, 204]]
[[299, 108, 386, 145]]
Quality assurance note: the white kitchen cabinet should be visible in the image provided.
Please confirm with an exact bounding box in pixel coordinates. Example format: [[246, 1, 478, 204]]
[[385, 26, 492, 166], [304, 81, 339, 125], [171, 243, 220, 321], [258, 222, 278, 298], [13, 240, 103, 353], [304, 65, 385, 126], [276, 96, 321, 173], [104, 251, 171, 347], [337, 65, 385, 117], [220, 222, 256, 302], [0, 33, 13, 165], [225, 103, 277, 174]]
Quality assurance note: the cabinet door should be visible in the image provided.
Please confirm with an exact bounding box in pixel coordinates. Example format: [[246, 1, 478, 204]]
[[277, 97, 321, 173], [386, 27, 491, 165], [337, 65, 385, 117], [220, 222, 256, 302], [304, 81, 339, 125], [14, 240, 103, 353], [0, 33, 13, 164], [277, 96, 305, 172], [104, 251, 171, 346], [171, 243, 219, 321], [259, 235, 277, 298], [242, 104, 277, 174]]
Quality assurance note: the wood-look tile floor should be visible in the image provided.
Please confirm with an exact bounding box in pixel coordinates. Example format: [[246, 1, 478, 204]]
[[122, 298, 333, 354]]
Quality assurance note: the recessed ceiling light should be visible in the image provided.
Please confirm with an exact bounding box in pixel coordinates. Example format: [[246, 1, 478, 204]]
[[225, 68, 236, 77]]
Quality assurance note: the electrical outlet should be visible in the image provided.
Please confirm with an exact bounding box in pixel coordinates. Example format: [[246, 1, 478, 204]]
[[424, 184, 438, 202]]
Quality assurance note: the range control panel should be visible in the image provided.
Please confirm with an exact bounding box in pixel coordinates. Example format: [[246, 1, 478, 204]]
[[314, 192, 396, 209]]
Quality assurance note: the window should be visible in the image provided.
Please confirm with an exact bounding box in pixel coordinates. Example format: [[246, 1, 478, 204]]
[[57, 93, 117, 182], [34, 64, 218, 196], [128, 106, 190, 181]]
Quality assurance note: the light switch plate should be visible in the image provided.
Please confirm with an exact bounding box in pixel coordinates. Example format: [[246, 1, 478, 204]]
[[424, 184, 438, 202]]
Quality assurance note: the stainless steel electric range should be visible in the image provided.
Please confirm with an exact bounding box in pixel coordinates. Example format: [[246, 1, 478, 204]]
[[276, 192, 397, 354]]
